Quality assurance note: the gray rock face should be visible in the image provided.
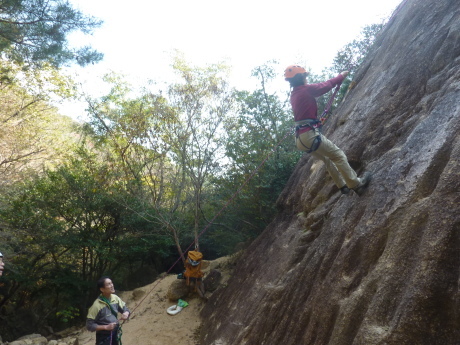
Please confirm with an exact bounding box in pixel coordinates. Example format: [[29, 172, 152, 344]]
[[200, 0, 460, 344], [203, 269, 222, 292]]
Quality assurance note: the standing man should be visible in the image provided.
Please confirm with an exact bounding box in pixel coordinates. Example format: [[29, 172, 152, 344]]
[[284, 65, 371, 196], [86, 276, 130, 345]]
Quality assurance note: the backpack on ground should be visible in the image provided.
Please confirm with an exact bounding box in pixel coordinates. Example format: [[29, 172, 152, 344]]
[[184, 250, 204, 283]]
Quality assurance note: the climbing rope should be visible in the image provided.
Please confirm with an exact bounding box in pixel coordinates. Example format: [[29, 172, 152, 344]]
[[319, 82, 342, 124]]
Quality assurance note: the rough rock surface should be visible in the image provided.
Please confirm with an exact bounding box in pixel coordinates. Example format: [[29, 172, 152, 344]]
[[5, 333, 78, 345], [203, 269, 222, 292], [200, 0, 460, 344], [167, 278, 190, 301]]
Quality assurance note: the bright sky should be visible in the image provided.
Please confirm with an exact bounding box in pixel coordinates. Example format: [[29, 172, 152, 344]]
[[62, 0, 402, 119]]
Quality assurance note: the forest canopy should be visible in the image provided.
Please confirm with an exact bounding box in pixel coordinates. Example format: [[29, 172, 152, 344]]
[[0, 0, 103, 67]]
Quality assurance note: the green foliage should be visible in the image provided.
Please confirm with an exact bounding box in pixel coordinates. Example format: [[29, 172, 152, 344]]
[[303, 24, 384, 118], [0, 148, 172, 339], [167, 54, 235, 243], [0, 0, 103, 67], [82, 72, 189, 261], [0, 61, 79, 189], [56, 306, 80, 323], [202, 62, 300, 255], [84, 58, 237, 257], [332, 23, 384, 76]]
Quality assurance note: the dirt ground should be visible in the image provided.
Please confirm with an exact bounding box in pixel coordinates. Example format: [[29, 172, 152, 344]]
[[77, 256, 233, 345]]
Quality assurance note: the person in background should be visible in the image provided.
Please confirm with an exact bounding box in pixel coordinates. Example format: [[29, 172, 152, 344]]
[[86, 276, 130, 345], [284, 65, 371, 196]]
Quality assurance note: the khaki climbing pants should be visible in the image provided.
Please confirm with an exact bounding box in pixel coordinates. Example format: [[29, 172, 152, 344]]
[[296, 130, 360, 189]]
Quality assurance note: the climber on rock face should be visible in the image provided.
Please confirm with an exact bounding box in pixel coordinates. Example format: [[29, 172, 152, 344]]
[[284, 65, 371, 196]]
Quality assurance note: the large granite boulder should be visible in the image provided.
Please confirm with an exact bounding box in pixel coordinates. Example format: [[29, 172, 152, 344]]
[[9, 334, 48, 345], [167, 278, 189, 301], [200, 0, 460, 344], [6, 333, 78, 345]]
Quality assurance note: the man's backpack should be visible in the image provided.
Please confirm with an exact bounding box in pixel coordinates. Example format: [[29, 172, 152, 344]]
[[184, 250, 204, 285]]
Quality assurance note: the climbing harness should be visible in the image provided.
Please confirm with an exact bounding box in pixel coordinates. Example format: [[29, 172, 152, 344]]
[[295, 119, 323, 153], [294, 82, 343, 153], [95, 323, 121, 345], [98, 296, 124, 345]]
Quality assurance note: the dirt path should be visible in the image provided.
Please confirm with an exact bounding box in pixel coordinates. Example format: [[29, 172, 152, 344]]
[[77, 256, 233, 345], [78, 274, 203, 345]]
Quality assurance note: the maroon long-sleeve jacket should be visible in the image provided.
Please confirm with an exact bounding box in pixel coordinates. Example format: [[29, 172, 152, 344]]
[[290, 74, 344, 135]]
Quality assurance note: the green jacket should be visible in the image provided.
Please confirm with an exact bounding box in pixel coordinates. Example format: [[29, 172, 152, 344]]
[[86, 294, 129, 333]]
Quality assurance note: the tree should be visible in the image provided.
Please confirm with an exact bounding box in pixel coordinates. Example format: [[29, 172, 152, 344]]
[[83, 72, 188, 262], [0, 60, 78, 188], [304, 24, 385, 119], [329, 23, 385, 104], [167, 54, 235, 251], [210, 62, 300, 254], [84, 57, 236, 259], [0, 0, 103, 67], [332, 23, 384, 75], [0, 149, 170, 340]]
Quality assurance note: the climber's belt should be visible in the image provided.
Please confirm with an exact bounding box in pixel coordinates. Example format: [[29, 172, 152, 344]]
[[295, 119, 322, 136], [295, 119, 322, 153], [295, 119, 322, 132]]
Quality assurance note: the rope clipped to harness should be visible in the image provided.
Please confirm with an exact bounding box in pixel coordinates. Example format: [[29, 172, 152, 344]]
[[295, 119, 323, 153]]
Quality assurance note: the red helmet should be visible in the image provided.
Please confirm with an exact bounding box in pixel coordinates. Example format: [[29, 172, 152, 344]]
[[284, 65, 307, 80]]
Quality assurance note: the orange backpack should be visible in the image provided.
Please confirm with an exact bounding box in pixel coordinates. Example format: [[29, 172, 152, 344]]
[[184, 250, 204, 283]]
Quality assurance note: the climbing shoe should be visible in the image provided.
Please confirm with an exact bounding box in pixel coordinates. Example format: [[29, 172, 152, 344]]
[[353, 172, 372, 196], [340, 186, 350, 195]]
